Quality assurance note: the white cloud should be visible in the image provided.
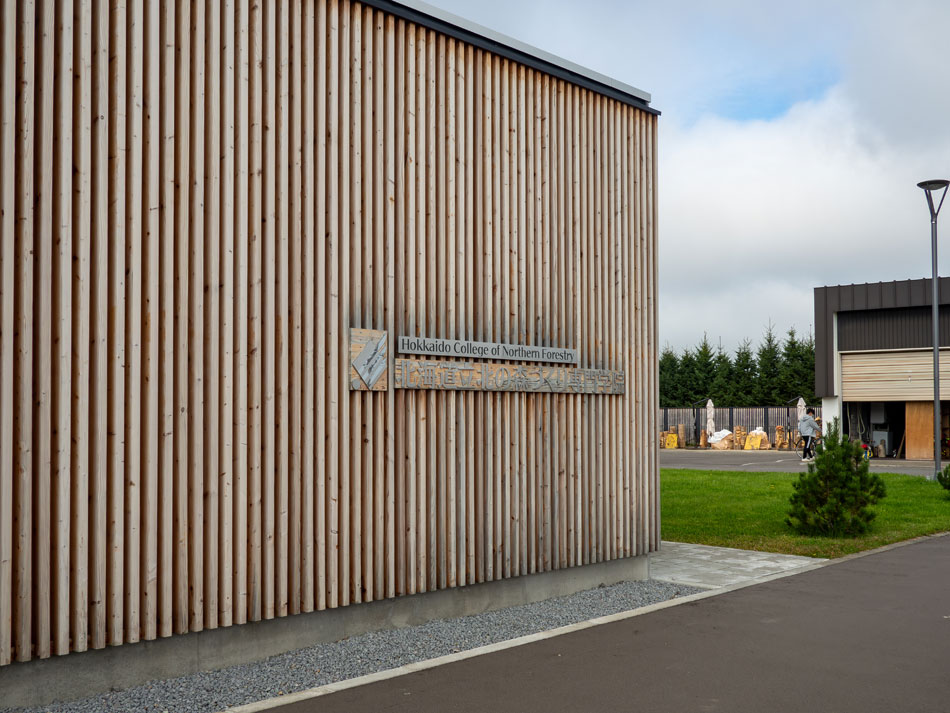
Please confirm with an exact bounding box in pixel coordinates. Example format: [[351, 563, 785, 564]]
[[424, 0, 950, 354]]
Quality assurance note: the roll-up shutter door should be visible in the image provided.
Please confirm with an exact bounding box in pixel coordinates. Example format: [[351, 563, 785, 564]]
[[841, 349, 950, 401]]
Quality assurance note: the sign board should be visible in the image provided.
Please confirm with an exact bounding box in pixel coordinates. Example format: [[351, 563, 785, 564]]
[[397, 336, 578, 365], [349, 329, 389, 391], [352, 330, 623, 394], [393, 358, 624, 395]]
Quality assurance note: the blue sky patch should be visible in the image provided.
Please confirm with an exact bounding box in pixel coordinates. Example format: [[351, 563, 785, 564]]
[[709, 60, 840, 121]]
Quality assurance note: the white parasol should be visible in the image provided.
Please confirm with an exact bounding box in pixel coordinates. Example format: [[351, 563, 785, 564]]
[[796, 397, 806, 423], [706, 399, 715, 435]]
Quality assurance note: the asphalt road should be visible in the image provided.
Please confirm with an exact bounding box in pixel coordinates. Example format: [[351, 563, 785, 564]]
[[660, 448, 937, 476], [268, 535, 950, 713]]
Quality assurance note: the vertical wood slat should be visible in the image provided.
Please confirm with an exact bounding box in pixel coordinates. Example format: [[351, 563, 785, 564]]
[[288, 0, 302, 617], [246, 0, 262, 624], [172, 0, 190, 638], [425, 30, 437, 593], [347, 1, 361, 606], [188, 0, 206, 633], [383, 12, 396, 601], [124, 0, 143, 645], [202, 0, 220, 631], [338, 0, 351, 609], [35, 0, 55, 661], [0, 0, 17, 668], [315, 0, 328, 612], [0, 0, 657, 665], [219, 0, 236, 629], [444, 35, 456, 589], [233, 0, 249, 628], [89, 0, 109, 649], [326, 0, 340, 609], [14, 0, 36, 661], [301, 0, 315, 615], [360, 4, 374, 603], [261, 0, 275, 621], [368, 6, 382, 603], [650, 115, 659, 551], [142, 0, 160, 643], [51, 0, 74, 657], [275, 0, 290, 620], [404, 20, 415, 595], [158, 0, 175, 638], [392, 16, 405, 599]]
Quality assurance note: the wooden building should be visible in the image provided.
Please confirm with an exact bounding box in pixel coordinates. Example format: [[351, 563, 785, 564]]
[[0, 0, 659, 692]]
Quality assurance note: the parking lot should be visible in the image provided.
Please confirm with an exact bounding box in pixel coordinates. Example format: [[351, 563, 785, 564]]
[[659, 448, 937, 476]]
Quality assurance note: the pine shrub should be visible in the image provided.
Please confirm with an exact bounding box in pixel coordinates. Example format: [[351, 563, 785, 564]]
[[938, 464, 950, 492], [786, 418, 886, 536]]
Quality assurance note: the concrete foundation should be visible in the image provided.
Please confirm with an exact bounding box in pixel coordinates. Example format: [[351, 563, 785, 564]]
[[0, 555, 648, 708]]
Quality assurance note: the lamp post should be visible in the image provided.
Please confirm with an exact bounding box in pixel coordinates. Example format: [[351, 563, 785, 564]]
[[918, 179, 950, 480]]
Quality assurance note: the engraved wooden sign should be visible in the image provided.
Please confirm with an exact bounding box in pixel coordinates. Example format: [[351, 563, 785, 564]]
[[393, 358, 625, 395], [350, 329, 389, 391]]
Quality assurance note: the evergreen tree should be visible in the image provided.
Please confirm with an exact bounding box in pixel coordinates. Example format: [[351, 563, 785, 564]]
[[709, 345, 734, 405], [732, 339, 757, 407], [692, 334, 716, 401], [755, 323, 783, 406], [660, 325, 818, 408], [659, 346, 680, 407], [800, 332, 817, 403], [786, 418, 886, 536], [778, 327, 808, 403], [678, 348, 699, 406]]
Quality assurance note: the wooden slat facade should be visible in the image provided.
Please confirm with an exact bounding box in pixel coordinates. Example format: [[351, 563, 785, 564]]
[[0, 0, 658, 666]]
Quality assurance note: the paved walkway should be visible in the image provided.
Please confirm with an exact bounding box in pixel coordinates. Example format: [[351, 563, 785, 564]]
[[660, 448, 936, 475], [650, 541, 825, 588], [251, 534, 950, 713]]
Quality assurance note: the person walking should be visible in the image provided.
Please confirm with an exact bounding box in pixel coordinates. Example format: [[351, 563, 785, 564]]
[[799, 407, 820, 462]]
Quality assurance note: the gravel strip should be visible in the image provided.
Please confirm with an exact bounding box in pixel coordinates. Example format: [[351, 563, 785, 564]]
[[5, 579, 702, 713]]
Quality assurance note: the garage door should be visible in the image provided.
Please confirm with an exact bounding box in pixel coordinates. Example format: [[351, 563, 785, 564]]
[[841, 349, 950, 401]]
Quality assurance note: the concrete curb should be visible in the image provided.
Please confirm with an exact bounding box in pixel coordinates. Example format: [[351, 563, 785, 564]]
[[222, 532, 950, 713]]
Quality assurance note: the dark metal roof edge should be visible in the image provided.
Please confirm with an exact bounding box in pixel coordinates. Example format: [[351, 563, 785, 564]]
[[815, 277, 950, 311], [361, 0, 660, 116]]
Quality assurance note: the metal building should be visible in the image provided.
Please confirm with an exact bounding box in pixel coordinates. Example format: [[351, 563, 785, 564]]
[[815, 278, 950, 459]]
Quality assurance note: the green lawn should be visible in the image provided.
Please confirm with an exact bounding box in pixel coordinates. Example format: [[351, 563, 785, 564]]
[[661, 469, 950, 558]]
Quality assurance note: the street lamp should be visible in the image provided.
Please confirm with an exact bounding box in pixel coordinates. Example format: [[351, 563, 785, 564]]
[[918, 179, 950, 480]]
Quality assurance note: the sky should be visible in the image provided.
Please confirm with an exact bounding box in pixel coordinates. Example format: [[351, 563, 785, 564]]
[[424, 0, 950, 355]]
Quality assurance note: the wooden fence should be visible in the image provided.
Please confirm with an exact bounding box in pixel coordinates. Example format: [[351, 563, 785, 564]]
[[0, 0, 658, 664], [659, 407, 822, 447]]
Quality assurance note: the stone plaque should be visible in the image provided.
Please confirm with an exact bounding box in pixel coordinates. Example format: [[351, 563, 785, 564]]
[[393, 358, 624, 394], [350, 329, 388, 391], [397, 336, 578, 365]]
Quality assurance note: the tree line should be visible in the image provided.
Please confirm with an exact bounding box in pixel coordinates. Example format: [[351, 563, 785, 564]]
[[660, 326, 816, 407]]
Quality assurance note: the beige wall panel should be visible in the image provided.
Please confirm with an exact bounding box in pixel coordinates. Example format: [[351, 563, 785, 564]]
[[841, 350, 950, 402]]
